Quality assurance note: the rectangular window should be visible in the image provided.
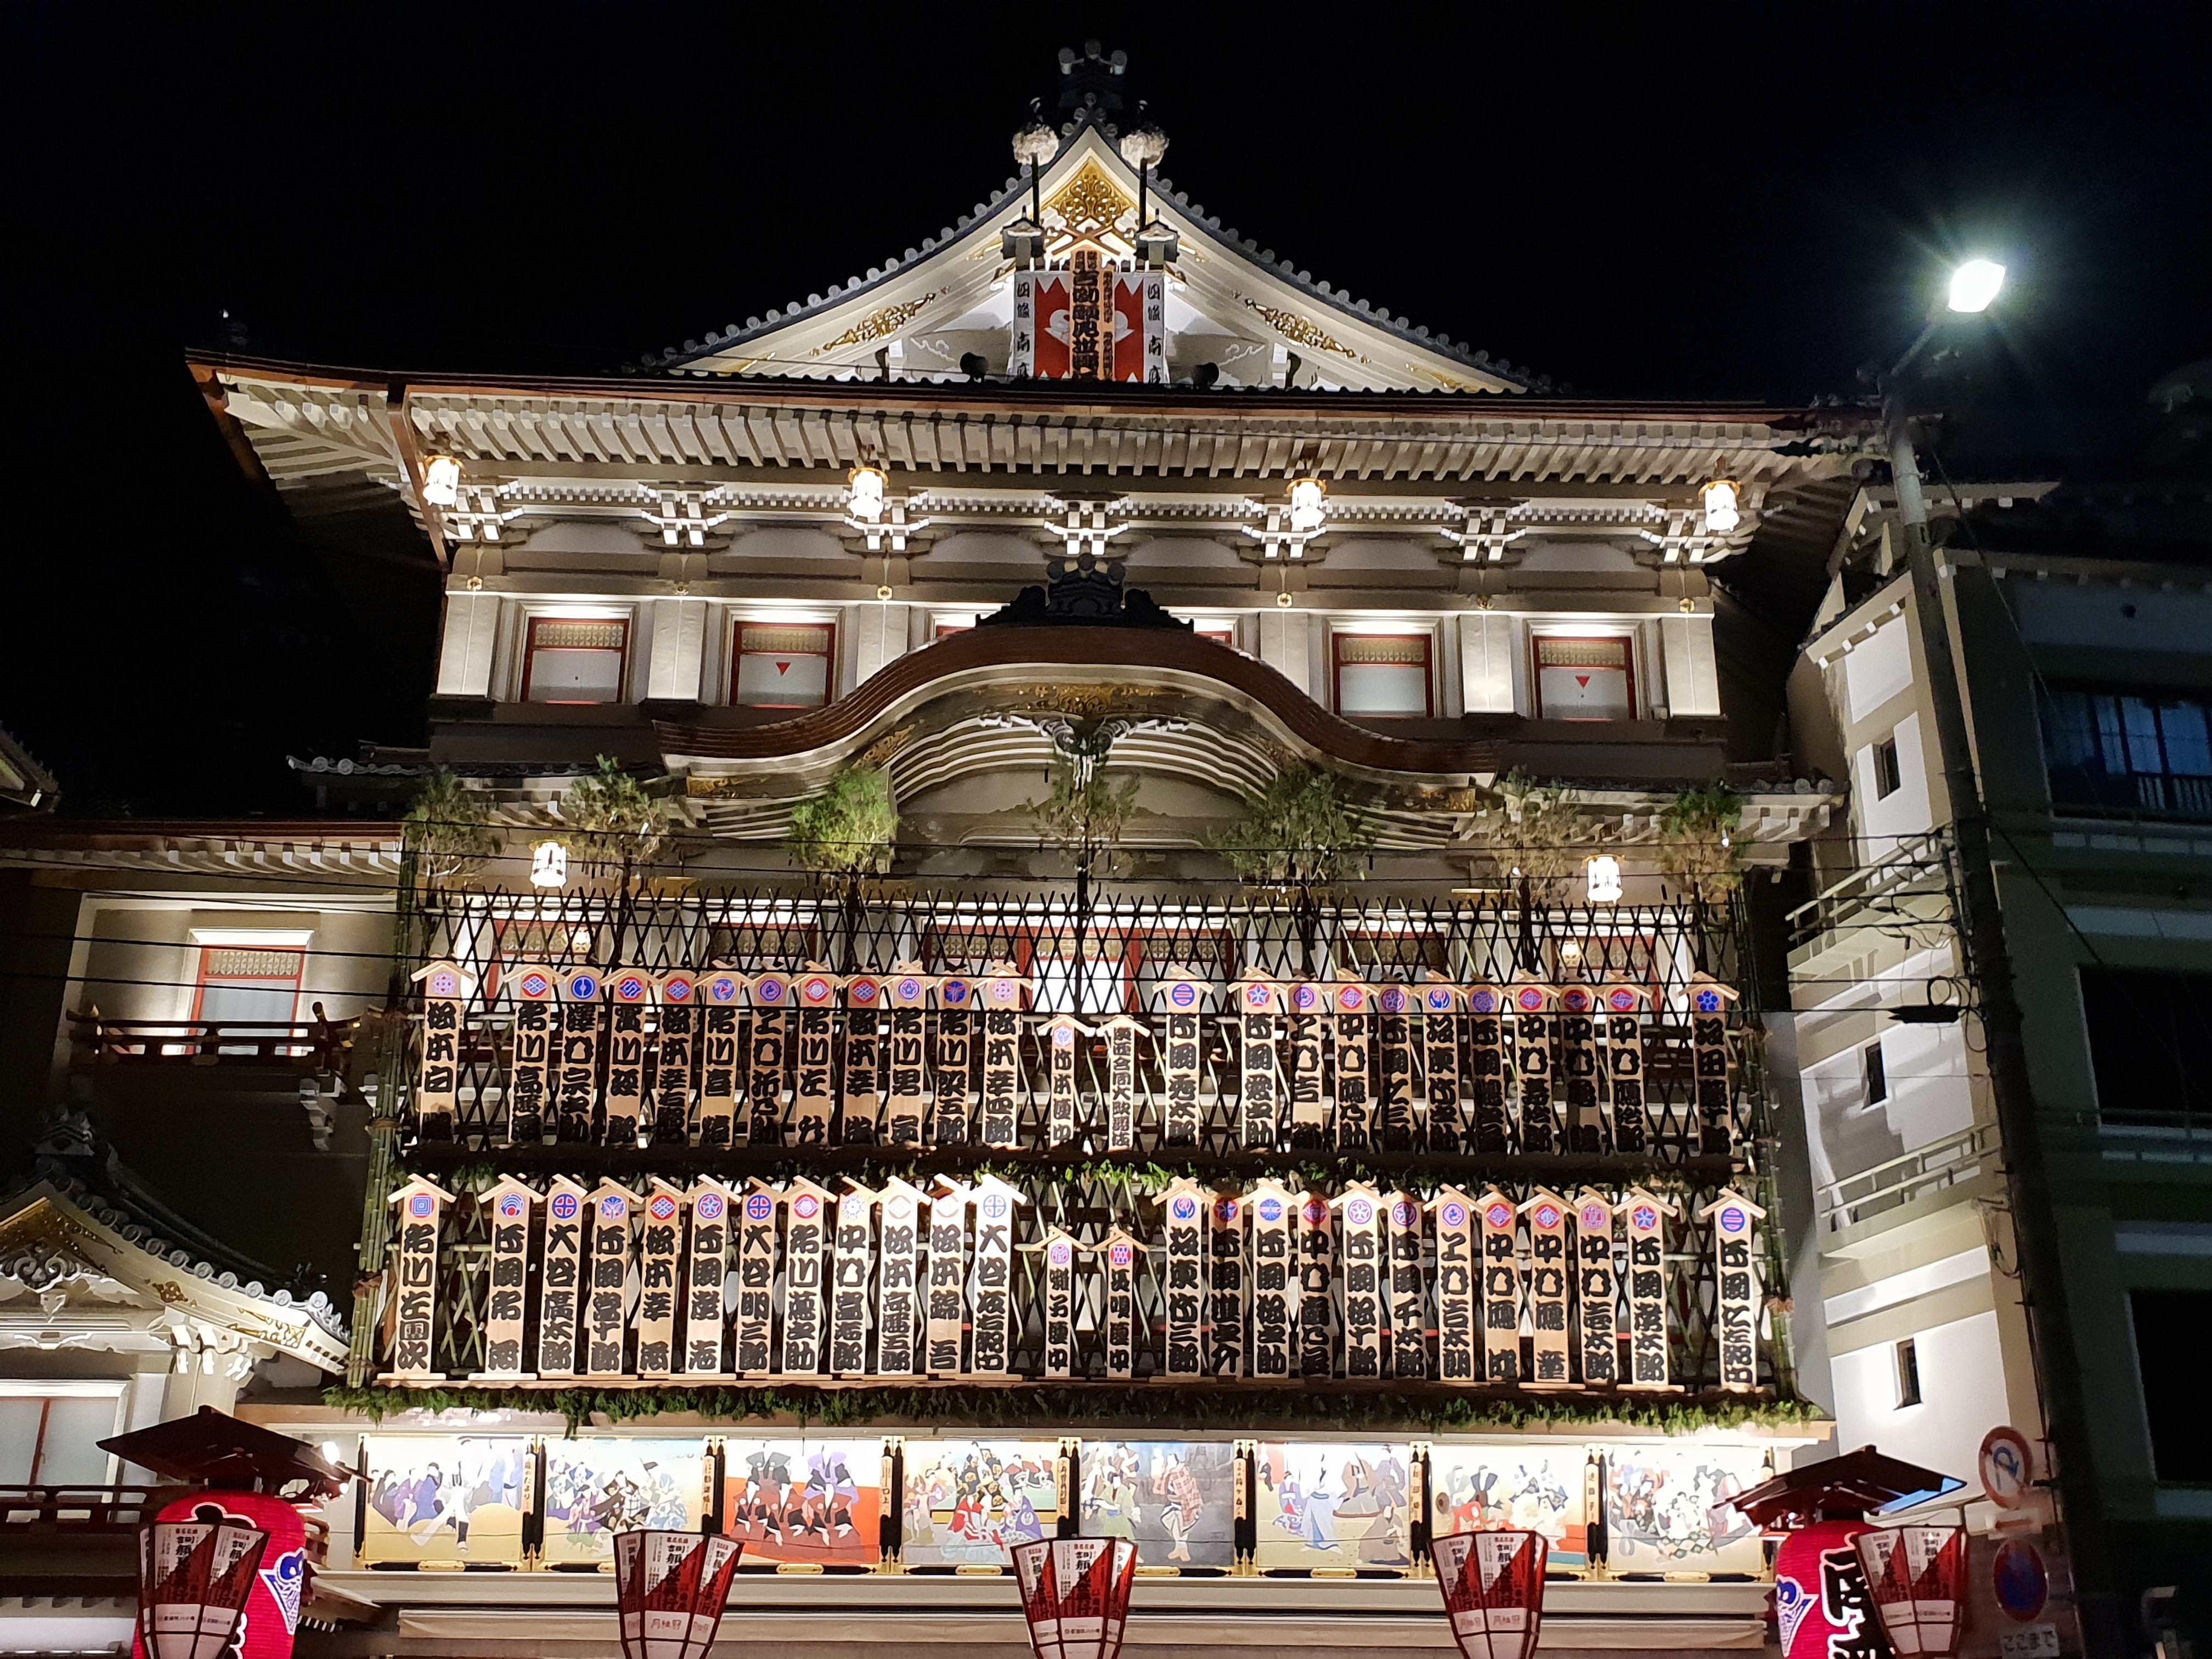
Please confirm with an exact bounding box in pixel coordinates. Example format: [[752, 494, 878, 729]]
[[192, 946, 304, 1025], [733, 623, 834, 709], [1334, 633, 1433, 718], [1874, 736, 1903, 799], [2131, 1289, 2212, 1483], [1534, 636, 1635, 720], [1864, 1041, 1888, 1105], [2080, 966, 2212, 1128], [2041, 685, 2212, 819], [523, 617, 629, 704], [1894, 1338, 1922, 1408], [0, 1390, 121, 1485]]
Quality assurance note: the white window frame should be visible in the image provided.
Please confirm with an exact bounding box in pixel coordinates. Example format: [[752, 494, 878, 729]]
[[0, 1380, 127, 1486]]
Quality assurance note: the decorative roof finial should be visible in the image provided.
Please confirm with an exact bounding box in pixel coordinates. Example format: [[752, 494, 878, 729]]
[[1056, 41, 1127, 120]]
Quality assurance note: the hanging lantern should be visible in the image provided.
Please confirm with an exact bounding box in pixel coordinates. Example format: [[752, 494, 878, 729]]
[[1287, 477, 1327, 536], [1010, 1536, 1139, 1659], [1584, 854, 1623, 903], [1854, 1526, 1968, 1658], [1700, 478, 1740, 535], [1428, 1529, 1548, 1659], [531, 839, 569, 889], [848, 464, 887, 524], [421, 455, 461, 508], [137, 1515, 269, 1659], [612, 1531, 743, 1659]]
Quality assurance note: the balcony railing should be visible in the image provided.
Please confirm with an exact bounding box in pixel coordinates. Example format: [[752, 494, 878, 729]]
[[69, 1013, 355, 1070], [2049, 766, 2212, 823], [1816, 1120, 1999, 1234], [0, 1483, 180, 1531]]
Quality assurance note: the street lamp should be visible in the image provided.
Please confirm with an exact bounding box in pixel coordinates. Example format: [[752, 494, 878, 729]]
[[1945, 258, 2005, 315]]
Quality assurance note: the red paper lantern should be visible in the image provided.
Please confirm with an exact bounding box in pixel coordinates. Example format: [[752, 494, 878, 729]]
[[1854, 1525, 1968, 1657], [1428, 1528, 1549, 1659], [612, 1531, 744, 1659], [1774, 1519, 1880, 1659], [137, 1515, 268, 1659], [136, 1493, 308, 1659], [1010, 1536, 1141, 1659]]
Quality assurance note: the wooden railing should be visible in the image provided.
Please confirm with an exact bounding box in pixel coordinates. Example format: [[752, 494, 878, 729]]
[[0, 1486, 331, 1561], [69, 1011, 356, 1070]]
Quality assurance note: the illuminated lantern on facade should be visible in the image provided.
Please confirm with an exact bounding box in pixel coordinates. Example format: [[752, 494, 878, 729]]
[[137, 1513, 268, 1659], [1774, 1520, 1881, 1659], [1428, 1528, 1548, 1659], [1853, 1525, 1967, 1657], [612, 1531, 744, 1659], [139, 1492, 306, 1659], [1010, 1536, 1139, 1659]]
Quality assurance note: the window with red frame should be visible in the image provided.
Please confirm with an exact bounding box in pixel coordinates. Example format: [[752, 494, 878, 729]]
[[1534, 636, 1635, 720], [193, 946, 304, 1024], [733, 622, 835, 708], [523, 617, 630, 704], [1333, 633, 1433, 718]]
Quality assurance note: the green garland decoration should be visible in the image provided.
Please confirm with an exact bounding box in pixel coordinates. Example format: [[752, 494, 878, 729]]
[[325, 1380, 1822, 1438]]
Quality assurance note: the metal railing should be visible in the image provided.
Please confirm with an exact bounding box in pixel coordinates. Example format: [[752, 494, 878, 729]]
[[1816, 1120, 1999, 1233]]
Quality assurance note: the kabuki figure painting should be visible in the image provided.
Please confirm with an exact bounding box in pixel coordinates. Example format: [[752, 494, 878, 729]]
[[1602, 1442, 1769, 1575], [898, 1440, 1060, 1567], [359, 1437, 530, 1566], [719, 1440, 883, 1568], [1426, 1444, 1590, 1570], [540, 1440, 705, 1565], [1254, 1442, 1415, 1572], [1079, 1441, 1238, 1571]]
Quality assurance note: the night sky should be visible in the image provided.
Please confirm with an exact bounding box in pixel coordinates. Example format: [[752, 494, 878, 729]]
[[5, 5, 2207, 815]]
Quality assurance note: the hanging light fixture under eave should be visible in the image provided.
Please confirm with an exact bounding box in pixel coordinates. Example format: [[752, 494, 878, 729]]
[[531, 840, 569, 889], [421, 454, 461, 508], [1946, 258, 2006, 314], [1700, 479, 1740, 536], [1585, 855, 1623, 904], [848, 464, 887, 524], [1288, 476, 1327, 537]]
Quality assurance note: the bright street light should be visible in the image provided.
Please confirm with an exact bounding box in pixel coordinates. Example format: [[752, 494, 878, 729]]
[[1946, 259, 2006, 314]]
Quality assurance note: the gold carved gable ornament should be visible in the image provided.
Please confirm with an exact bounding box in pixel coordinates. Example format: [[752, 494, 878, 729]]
[[1045, 160, 1136, 240]]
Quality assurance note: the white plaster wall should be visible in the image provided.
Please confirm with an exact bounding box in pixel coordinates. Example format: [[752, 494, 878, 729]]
[[1830, 1307, 2008, 1482], [844, 601, 915, 688], [1855, 710, 1936, 850], [1659, 612, 1722, 718], [1458, 613, 1518, 713], [435, 592, 500, 697], [1256, 608, 1313, 698], [1844, 617, 1914, 725], [645, 599, 708, 701]]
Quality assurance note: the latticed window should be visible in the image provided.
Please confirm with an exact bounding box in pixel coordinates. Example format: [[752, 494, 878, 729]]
[[1333, 633, 1432, 717], [524, 616, 629, 704], [193, 947, 303, 1023], [733, 622, 834, 708], [1535, 635, 1634, 720]]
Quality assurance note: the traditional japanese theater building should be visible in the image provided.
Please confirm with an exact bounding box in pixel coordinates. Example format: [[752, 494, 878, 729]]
[[5, 44, 1895, 1657]]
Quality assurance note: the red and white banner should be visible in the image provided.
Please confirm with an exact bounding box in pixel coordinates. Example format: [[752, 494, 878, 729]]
[[1854, 1525, 1967, 1657], [1010, 1535, 1139, 1659], [612, 1530, 743, 1659], [1428, 1527, 1548, 1659]]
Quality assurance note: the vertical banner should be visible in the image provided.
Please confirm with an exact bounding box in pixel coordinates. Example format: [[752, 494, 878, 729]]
[[653, 971, 697, 1145], [830, 1183, 876, 1377], [385, 1176, 453, 1380], [1619, 1189, 1677, 1390], [780, 1178, 834, 1377], [1510, 983, 1557, 1154], [1109, 269, 1167, 382], [1429, 1186, 1479, 1384], [1229, 978, 1280, 1149], [1248, 1181, 1297, 1379], [747, 972, 792, 1147], [1334, 1184, 1386, 1379], [1386, 1190, 1427, 1380], [1573, 1190, 1619, 1389], [584, 1180, 639, 1376], [1296, 1190, 1335, 1380], [1419, 980, 1464, 1155], [1041, 1229, 1080, 1380], [1701, 1189, 1765, 1392], [978, 968, 1029, 1148], [841, 974, 884, 1146], [932, 975, 975, 1147], [1331, 980, 1374, 1152], [1099, 1015, 1143, 1152], [1159, 974, 1208, 1148], [1374, 985, 1417, 1152], [1465, 986, 1510, 1153], [556, 967, 603, 1144], [1210, 1192, 1246, 1380], [1600, 984, 1648, 1155], [924, 1180, 970, 1375], [792, 970, 839, 1148], [1038, 1016, 1087, 1147], [477, 1178, 535, 1378], [507, 965, 557, 1144], [697, 972, 746, 1149], [1688, 978, 1739, 1155], [967, 1175, 1025, 1375], [410, 961, 470, 1142], [1521, 1190, 1574, 1387], [1478, 1189, 1522, 1384], [634, 1181, 686, 1377], [885, 970, 931, 1147], [1103, 1227, 1141, 1381], [1009, 270, 1036, 378], [1284, 983, 1328, 1149], [733, 1182, 779, 1376], [1556, 985, 1604, 1154], [683, 1179, 733, 1376], [537, 1177, 585, 1378], [604, 969, 653, 1145], [874, 1178, 928, 1376], [1158, 1180, 1208, 1378]]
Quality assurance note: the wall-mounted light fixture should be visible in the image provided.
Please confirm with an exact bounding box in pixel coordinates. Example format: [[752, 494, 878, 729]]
[[1700, 479, 1740, 536], [1585, 854, 1624, 904], [1288, 477, 1327, 537], [531, 840, 569, 889], [848, 464, 887, 524], [422, 455, 461, 508]]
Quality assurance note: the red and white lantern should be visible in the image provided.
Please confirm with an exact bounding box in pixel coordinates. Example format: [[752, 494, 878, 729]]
[[612, 1531, 743, 1659], [1429, 1529, 1548, 1659], [1010, 1536, 1139, 1659], [137, 1515, 269, 1659], [136, 1493, 307, 1659], [1854, 1525, 1968, 1657]]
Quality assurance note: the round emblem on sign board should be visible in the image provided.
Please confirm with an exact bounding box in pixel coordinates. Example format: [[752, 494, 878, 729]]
[[1561, 987, 1591, 1013], [803, 977, 833, 1003], [942, 979, 969, 1006], [1979, 1426, 2036, 1509], [1485, 1202, 1514, 1229], [1441, 1202, 1467, 1228], [850, 978, 878, 1003], [1695, 989, 1722, 1013], [1632, 1204, 1658, 1231], [1426, 987, 1455, 1011], [1392, 1200, 1416, 1227], [744, 1193, 774, 1221], [551, 1192, 579, 1221], [697, 1193, 725, 1221], [521, 972, 551, 998], [663, 975, 693, 1002], [498, 1193, 526, 1219], [1719, 1205, 1747, 1234], [1347, 1197, 1374, 1227], [1534, 1203, 1561, 1229], [1516, 986, 1545, 1011], [755, 978, 785, 1003], [649, 1194, 678, 1221], [1171, 1196, 1198, 1221], [1216, 1198, 1239, 1223], [1609, 987, 1638, 1011], [792, 1193, 820, 1221], [600, 1196, 625, 1220], [897, 977, 922, 1001], [430, 971, 459, 998], [1052, 1024, 1074, 1047], [566, 972, 599, 1000], [886, 1196, 910, 1221], [990, 978, 1018, 1005], [708, 975, 741, 1003], [1110, 1242, 1132, 1268], [1993, 1541, 2049, 1621], [1339, 986, 1365, 1011], [1293, 984, 1319, 1011], [1248, 984, 1271, 1009], [980, 1192, 1008, 1220], [1170, 981, 1197, 1008], [1048, 1240, 1071, 1267], [1379, 988, 1406, 1013], [617, 975, 646, 1001], [409, 1193, 435, 1218], [1470, 989, 1498, 1013], [1257, 1198, 1283, 1224], [1578, 1204, 1606, 1232], [1302, 1199, 1327, 1225]]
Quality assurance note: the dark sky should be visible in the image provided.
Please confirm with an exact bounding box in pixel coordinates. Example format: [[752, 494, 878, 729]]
[[4, 4, 2208, 814]]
